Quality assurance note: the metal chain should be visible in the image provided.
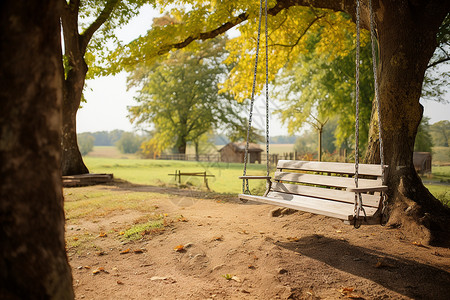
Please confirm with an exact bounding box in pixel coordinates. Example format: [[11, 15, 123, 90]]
[[353, 0, 362, 227], [242, 0, 265, 194], [264, 0, 270, 177], [368, 0, 387, 224]]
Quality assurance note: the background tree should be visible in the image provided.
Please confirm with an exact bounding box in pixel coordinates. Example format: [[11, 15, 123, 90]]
[[430, 120, 450, 147], [128, 37, 245, 155], [421, 14, 450, 103], [414, 117, 434, 153], [119, 0, 450, 244], [0, 1, 74, 298], [276, 31, 374, 152], [78, 132, 95, 156], [116, 132, 145, 154], [61, 0, 152, 175]]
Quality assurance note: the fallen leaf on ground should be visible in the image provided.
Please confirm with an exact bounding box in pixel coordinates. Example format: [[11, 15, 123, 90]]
[[120, 248, 131, 254], [119, 231, 125, 235], [116, 280, 124, 285], [134, 249, 144, 254], [340, 287, 354, 294], [73, 237, 79, 241], [212, 236, 223, 241], [174, 245, 185, 252], [92, 267, 109, 275], [412, 241, 429, 248], [177, 216, 188, 222], [98, 232, 107, 238], [231, 276, 241, 282]]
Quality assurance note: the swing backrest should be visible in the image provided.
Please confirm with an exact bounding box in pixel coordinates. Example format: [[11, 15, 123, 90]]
[[268, 160, 387, 209]]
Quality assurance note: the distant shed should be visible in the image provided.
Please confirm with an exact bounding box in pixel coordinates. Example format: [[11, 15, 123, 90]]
[[219, 142, 263, 164], [413, 152, 432, 175]]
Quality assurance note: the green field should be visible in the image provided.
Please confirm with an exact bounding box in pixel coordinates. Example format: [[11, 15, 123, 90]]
[[84, 147, 267, 194], [85, 146, 450, 205]]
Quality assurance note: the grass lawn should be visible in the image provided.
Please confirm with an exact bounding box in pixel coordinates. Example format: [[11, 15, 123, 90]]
[[83, 154, 267, 194], [84, 146, 450, 206]]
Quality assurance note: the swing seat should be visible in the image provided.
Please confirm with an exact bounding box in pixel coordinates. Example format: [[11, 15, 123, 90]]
[[239, 160, 388, 225]]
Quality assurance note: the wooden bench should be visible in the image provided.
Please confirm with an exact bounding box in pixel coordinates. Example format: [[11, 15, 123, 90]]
[[239, 160, 388, 225], [168, 170, 215, 190]]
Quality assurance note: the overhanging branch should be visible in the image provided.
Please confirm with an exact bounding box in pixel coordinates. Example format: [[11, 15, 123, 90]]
[[156, 0, 351, 56], [80, 0, 120, 53]]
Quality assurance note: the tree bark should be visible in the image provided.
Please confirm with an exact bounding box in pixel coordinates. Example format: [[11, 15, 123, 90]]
[[0, 1, 74, 299], [61, 0, 89, 175], [60, 0, 120, 175], [364, 0, 450, 245]]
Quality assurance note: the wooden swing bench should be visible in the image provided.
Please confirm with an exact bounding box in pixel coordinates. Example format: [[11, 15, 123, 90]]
[[239, 160, 388, 225]]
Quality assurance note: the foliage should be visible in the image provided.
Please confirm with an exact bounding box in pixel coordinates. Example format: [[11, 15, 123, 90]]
[[275, 27, 373, 152], [128, 37, 245, 154], [430, 120, 450, 147], [294, 118, 338, 155], [422, 14, 450, 103], [116, 132, 145, 154], [78, 133, 95, 156], [414, 117, 434, 152], [79, 0, 157, 78]]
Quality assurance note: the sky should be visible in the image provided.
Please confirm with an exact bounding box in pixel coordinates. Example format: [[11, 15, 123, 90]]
[[77, 6, 450, 136]]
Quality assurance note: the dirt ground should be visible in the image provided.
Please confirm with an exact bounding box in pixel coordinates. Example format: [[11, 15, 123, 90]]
[[66, 182, 450, 300]]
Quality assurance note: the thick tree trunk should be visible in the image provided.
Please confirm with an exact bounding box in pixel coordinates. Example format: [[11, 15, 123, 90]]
[[61, 68, 89, 175], [61, 2, 89, 176], [365, 1, 450, 245], [0, 1, 74, 298]]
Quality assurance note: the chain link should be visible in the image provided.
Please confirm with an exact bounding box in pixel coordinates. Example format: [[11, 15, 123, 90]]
[[264, 0, 270, 177], [353, 0, 361, 226], [242, 0, 264, 194], [243, 0, 270, 193]]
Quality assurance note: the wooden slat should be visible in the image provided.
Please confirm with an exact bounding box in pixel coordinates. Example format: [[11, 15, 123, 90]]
[[238, 192, 379, 221], [274, 172, 383, 189], [276, 160, 386, 177], [346, 186, 388, 193], [271, 182, 381, 208], [238, 176, 271, 180]]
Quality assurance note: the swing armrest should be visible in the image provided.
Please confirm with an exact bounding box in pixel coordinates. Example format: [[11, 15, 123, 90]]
[[346, 185, 388, 193], [239, 176, 271, 180]]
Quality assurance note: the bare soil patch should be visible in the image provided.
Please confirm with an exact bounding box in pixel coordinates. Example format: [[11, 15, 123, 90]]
[[66, 181, 450, 299]]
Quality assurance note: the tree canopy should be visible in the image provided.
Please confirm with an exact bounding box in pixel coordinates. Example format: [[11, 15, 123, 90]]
[[128, 37, 245, 154]]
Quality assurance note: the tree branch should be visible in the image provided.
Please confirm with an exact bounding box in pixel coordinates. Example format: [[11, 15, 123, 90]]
[[270, 14, 326, 48], [427, 57, 450, 69], [80, 0, 120, 53], [156, 0, 353, 56]]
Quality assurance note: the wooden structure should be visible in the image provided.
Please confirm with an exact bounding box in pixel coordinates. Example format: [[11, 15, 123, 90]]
[[62, 173, 113, 187], [168, 170, 215, 190], [239, 160, 388, 225], [219, 142, 263, 164], [413, 152, 432, 175]]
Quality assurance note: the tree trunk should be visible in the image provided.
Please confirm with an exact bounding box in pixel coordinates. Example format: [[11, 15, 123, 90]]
[[365, 1, 450, 245], [60, 0, 89, 176], [61, 69, 89, 175], [0, 1, 74, 298]]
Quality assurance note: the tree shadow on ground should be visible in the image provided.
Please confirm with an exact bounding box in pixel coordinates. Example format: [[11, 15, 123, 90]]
[[276, 235, 450, 300]]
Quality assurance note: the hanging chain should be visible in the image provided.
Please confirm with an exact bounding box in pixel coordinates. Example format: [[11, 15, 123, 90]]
[[368, 0, 387, 224], [242, 0, 265, 194], [353, 0, 364, 227], [264, 0, 270, 177]]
